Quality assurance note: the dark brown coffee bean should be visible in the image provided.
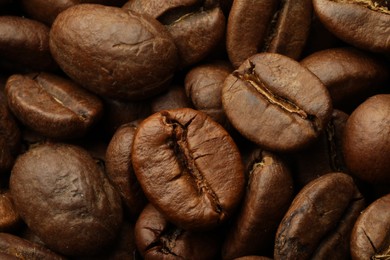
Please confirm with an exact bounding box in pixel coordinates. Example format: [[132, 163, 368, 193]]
[[185, 61, 232, 126], [150, 85, 192, 113], [313, 0, 390, 54], [233, 257, 273, 260], [274, 172, 365, 260], [50, 4, 178, 100], [123, 0, 225, 67], [0, 16, 55, 72], [222, 149, 293, 259], [135, 203, 222, 259], [342, 94, 390, 184], [222, 53, 332, 152], [132, 108, 245, 230], [10, 143, 123, 256], [301, 47, 390, 112], [5, 73, 103, 139], [350, 193, 390, 260], [0, 192, 20, 232], [0, 233, 65, 259], [0, 92, 20, 174], [226, 0, 312, 68], [106, 122, 148, 219]]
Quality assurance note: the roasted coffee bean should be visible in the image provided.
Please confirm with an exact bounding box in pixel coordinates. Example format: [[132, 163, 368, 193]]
[[106, 122, 148, 219], [135, 203, 222, 259], [150, 84, 192, 113], [185, 61, 232, 127], [0, 92, 20, 174], [21, 0, 128, 25], [10, 143, 123, 256], [132, 108, 245, 230], [5, 72, 103, 139], [123, 0, 225, 67], [313, 0, 390, 54], [226, 0, 312, 68], [350, 193, 390, 260], [222, 149, 293, 259], [301, 47, 390, 112], [0, 232, 65, 259], [292, 110, 349, 188], [0, 16, 55, 72], [274, 172, 365, 260], [0, 191, 20, 232], [342, 94, 390, 184], [222, 53, 332, 152], [50, 4, 178, 100], [233, 257, 273, 260]]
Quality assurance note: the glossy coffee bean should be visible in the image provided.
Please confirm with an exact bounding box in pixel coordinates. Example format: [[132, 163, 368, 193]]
[[0, 92, 20, 174], [222, 149, 293, 259], [105, 122, 148, 219], [10, 143, 123, 256], [274, 172, 365, 260], [301, 47, 390, 112], [313, 0, 390, 54], [222, 53, 332, 152], [123, 0, 225, 67], [132, 108, 245, 230], [6, 72, 103, 139], [50, 4, 178, 100], [0, 233, 65, 259], [0, 192, 20, 232], [185, 61, 232, 126], [135, 204, 222, 259], [343, 94, 390, 184], [0, 16, 55, 72], [350, 193, 390, 260], [226, 0, 312, 68]]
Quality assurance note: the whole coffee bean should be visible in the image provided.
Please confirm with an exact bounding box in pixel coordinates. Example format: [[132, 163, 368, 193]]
[[150, 84, 192, 114], [132, 108, 245, 230], [222, 53, 332, 152], [0, 16, 55, 72], [313, 0, 390, 54], [0, 192, 20, 232], [106, 122, 148, 219], [21, 0, 128, 25], [135, 203, 222, 259], [350, 193, 390, 260], [292, 109, 349, 188], [226, 0, 312, 68], [301, 47, 390, 112], [185, 61, 232, 126], [274, 172, 365, 260], [222, 149, 293, 259], [0, 233, 65, 259], [5, 72, 103, 139], [10, 143, 123, 256], [342, 94, 390, 184], [123, 0, 225, 67], [50, 4, 178, 100]]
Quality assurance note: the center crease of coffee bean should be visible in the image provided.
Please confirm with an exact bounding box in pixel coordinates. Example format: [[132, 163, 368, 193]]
[[163, 115, 224, 215], [262, 0, 286, 52], [146, 224, 183, 255], [333, 0, 390, 14], [325, 119, 346, 172], [233, 62, 320, 132]]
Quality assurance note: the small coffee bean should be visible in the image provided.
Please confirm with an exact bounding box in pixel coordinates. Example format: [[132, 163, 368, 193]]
[[222, 53, 332, 152], [5, 72, 103, 139], [0, 191, 20, 232], [10, 143, 123, 256], [132, 108, 245, 230], [150, 84, 192, 113]]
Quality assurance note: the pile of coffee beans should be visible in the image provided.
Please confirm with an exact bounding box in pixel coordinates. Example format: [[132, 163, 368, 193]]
[[0, 0, 389, 259]]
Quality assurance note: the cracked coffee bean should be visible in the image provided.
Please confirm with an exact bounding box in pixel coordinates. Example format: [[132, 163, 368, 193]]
[[132, 108, 245, 230], [5, 72, 103, 139], [222, 52, 332, 152], [313, 0, 390, 54], [50, 4, 178, 100], [226, 0, 312, 68], [350, 193, 390, 260], [135, 203, 222, 259], [274, 172, 365, 260]]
